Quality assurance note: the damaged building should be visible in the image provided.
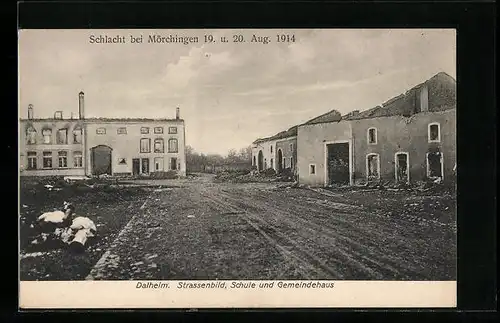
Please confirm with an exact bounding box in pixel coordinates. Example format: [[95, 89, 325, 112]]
[[251, 72, 456, 187], [346, 71, 456, 185], [251, 126, 298, 174], [19, 91, 187, 177]]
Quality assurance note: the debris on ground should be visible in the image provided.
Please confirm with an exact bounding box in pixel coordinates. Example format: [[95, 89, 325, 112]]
[[28, 200, 98, 252], [214, 168, 296, 184]]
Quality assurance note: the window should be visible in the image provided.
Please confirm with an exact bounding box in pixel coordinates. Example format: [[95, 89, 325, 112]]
[[42, 129, 52, 144], [170, 157, 177, 170], [56, 128, 68, 144], [73, 127, 82, 144], [27, 127, 37, 145], [168, 138, 178, 153], [290, 157, 294, 169], [27, 152, 37, 170], [264, 158, 267, 169], [58, 151, 68, 168], [141, 127, 150, 134], [154, 138, 164, 153], [253, 156, 256, 166], [290, 143, 294, 152], [73, 151, 83, 168], [118, 158, 127, 165], [309, 164, 316, 175], [141, 158, 150, 174], [117, 127, 127, 134], [154, 127, 164, 134], [428, 123, 441, 142], [367, 127, 377, 144], [366, 153, 380, 179], [283, 158, 287, 168], [54, 111, 63, 119], [270, 158, 274, 169], [42, 151, 52, 168], [140, 138, 151, 153], [96, 127, 106, 135], [270, 146, 273, 153], [168, 127, 178, 134]]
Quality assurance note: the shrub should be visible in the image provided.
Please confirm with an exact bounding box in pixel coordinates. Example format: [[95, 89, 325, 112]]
[[150, 171, 178, 179], [261, 168, 277, 177]]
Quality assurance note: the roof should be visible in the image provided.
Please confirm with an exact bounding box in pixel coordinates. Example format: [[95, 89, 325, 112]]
[[83, 117, 183, 123], [252, 72, 456, 144], [20, 117, 184, 123], [301, 109, 342, 125], [344, 72, 456, 121], [253, 125, 298, 144]]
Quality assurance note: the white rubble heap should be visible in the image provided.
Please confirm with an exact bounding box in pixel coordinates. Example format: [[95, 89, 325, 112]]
[[31, 202, 97, 251]]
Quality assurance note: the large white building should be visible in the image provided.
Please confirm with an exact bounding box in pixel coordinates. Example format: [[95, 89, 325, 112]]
[[19, 91, 187, 177]]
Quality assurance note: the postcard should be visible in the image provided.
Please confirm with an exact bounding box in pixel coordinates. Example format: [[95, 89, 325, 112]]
[[18, 28, 457, 309]]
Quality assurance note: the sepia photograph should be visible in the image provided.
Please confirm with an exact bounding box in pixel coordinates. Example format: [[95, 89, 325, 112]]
[[18, 28, 457, 308]]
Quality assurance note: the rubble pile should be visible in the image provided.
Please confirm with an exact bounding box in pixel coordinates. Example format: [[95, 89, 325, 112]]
[[26, 201, 98, 253], [214, 168, 296, 184], [350, 179, 455, 194]]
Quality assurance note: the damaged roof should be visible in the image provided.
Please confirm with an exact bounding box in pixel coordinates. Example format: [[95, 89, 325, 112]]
[[252, 72, 456, 143], [344, 72, 456, 121], [253, 125, 298, 144], [301, 109, 342, 125], [20, 117, 183, 123]]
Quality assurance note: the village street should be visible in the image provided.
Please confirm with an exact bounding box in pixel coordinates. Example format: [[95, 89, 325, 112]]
[[85, 174, 456, 281], [20, 174, 456, 281]]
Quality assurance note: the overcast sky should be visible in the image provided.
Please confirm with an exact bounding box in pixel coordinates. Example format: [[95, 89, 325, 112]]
[[18, 29, 456, 155]]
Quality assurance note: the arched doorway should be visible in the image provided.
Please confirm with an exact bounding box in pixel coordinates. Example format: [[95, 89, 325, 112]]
[[277, 149, 283, 173], [257, 150, 264, 171], [91, 145, 112, 176]]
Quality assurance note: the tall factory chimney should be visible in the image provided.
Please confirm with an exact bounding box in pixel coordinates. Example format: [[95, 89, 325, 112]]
[[176, 106, 180, 120], [27, 104, 34, 119], [78, 91, 85, 119]]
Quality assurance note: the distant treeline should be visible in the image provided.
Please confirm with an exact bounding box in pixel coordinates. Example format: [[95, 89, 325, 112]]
[[186, 145, 253, 173]]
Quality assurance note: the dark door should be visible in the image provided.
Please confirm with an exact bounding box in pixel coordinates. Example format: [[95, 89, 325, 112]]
[[277, 149, 283, 173], [132, 158, 140, 175], [170, 157, 177, 170], [395, 153, 409, 183], [91, 145, 112, 176], [327, 143, 350, 185], [258, 150, 264, 171]]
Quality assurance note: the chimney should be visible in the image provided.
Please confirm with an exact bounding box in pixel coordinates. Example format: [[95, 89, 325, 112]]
[[28, 104, 34, 120], [176, 107, 180, 119], [78, 91, 85, 119], [351, 110, 359, 116]]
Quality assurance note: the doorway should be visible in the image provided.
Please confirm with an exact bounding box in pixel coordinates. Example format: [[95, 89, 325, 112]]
[[132, 158, 140, 176], [257, 150, 264, 171], [326, 142, 350, 185], [427, 151, 443, 180], [395, 152, 409, 183], [277, 149, 283, 173], [91, 145, 112, 176], [154, 157, 164, 172], [170, 157, 178, 171]]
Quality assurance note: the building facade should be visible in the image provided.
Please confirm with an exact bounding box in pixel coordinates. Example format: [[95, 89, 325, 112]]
[[19, 92, 187, 177], [297, 121, 353, 187], [251, 72, 457, 187], [251, 126, 298, 174]]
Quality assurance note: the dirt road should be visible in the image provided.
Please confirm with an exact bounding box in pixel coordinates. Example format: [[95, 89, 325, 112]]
[[86, 174, 456, 281]]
